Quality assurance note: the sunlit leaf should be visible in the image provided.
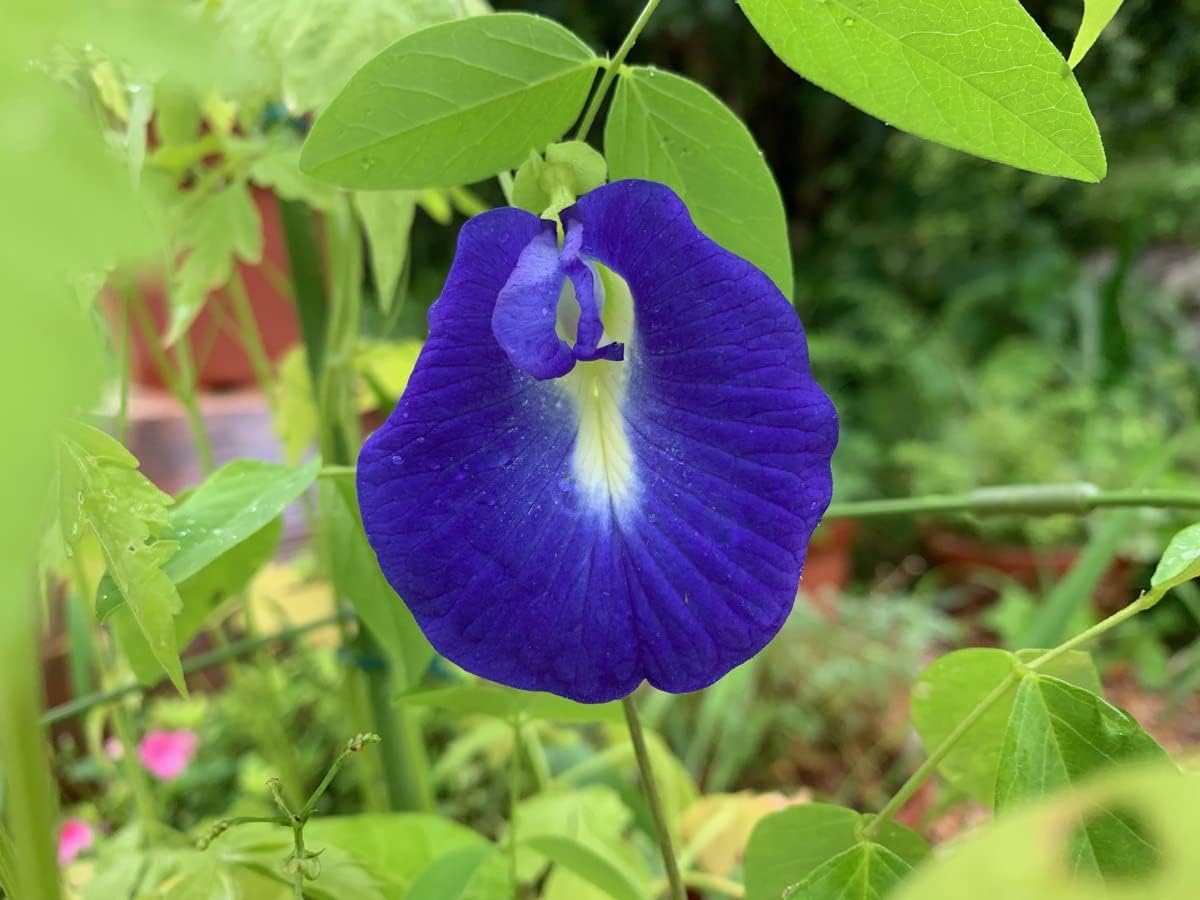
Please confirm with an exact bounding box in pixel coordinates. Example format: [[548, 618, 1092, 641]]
[[744, 803, 927, 900], [606, 66, 792, 296], [736, 0, 1106, 181], [910, 648, 1100, 804], [60, 423, 185, 693], [97, 457, 320, 617], [300, 14, 599, 189], [1068, 1, 1124, 68], [1146, 522, 1200, 606]]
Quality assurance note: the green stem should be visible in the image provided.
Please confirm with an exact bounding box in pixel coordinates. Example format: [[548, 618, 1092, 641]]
[[507, 720, 521, 898], [300, 733, 382, 819], [127, 288, 215, 473], [827, 484, 1200, 520], [650, 871, 745, 899], [43, 612, 349, 726], [1025, 593, 1154, 673], [863, 592, 1157, 840], [0, 580, 61, 900], [227, 270, 278, 410], [575, 0, 664, 140], [622, 697, 685, 900], [116, 293, 132, 444]]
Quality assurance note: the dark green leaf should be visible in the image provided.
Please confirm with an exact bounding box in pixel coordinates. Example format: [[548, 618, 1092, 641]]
[[605, 66, 792, 296], [736, 0, 1105, 181], [911, 648, 1101, 804], [398, 682, 623, 724], [300, 13, 599, 189], [320, 478, 434, 689], [788, 842, 912, 900], [744, 803, 927, 900], [995, 675, 1169, 878]]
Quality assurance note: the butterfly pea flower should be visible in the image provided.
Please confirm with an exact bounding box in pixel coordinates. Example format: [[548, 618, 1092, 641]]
[[358, 180, 837, 703]]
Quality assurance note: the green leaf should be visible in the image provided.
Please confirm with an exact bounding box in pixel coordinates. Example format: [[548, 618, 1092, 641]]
[[320, 478, 434, 689], [511, 786, 633, 883], [1147, 522, 1200, 606], [249, 148, 339, 211], [304, 814, 485, 899], [61, 423, 186, 693], [744, 803, 928, 900], [605, 66, 792, 296], [398, 682, 623, 724], [1068, 1, 1124, 68], [788, 842, 912, 900], [995, 675, 1169, 878], [216, 0, 481, 114], [355, 190, 417, 312], [522, 835, 647, 900], [403, 843, 512, 900], [735, 0, 1106, 181], [910, 648, 1100, 805], [300, 13, 599, 189], [109, 518, 283, 684], [97, 458, 320, 617], [169, 179, 263, 342], [893, 765, 1190, 900]]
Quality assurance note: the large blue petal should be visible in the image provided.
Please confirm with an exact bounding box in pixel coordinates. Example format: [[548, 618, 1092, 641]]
[[358, 181, 837, 702]]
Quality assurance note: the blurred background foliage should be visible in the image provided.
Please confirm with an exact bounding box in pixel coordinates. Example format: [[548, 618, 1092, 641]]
[[5, 0, 1199, 895]]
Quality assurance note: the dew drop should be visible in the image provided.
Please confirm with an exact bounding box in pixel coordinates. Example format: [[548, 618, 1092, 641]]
[[391, 454, 404, 466], [844, 16, 855, 25], [416, 436, 426, 444], [558, 477, 573, 493]]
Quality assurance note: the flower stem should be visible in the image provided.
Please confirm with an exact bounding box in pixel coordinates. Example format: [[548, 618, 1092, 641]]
[[622, 696, 685, 900], [826, 484, 1200, 520], [862, 592, 1157, 840], [507, 720, 522, 897], [575, 0, 664, 140]]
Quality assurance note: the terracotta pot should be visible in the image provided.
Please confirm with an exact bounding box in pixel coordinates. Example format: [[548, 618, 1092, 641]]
[[124, 187, 300, 390], [922, 527, 1135, 612], [800, 518, 859, 616]]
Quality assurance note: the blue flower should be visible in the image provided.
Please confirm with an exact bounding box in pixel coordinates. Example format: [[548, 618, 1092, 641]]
[[358, 180, 838, 703]]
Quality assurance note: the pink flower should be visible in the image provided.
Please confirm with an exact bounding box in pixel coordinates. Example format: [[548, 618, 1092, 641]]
[[57, 818, 93, 865], [138, 729, 198, 781], [104, 736, 124, 760]]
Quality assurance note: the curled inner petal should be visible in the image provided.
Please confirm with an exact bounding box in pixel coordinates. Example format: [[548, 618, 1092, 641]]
[[492, 219, 623, 381]]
